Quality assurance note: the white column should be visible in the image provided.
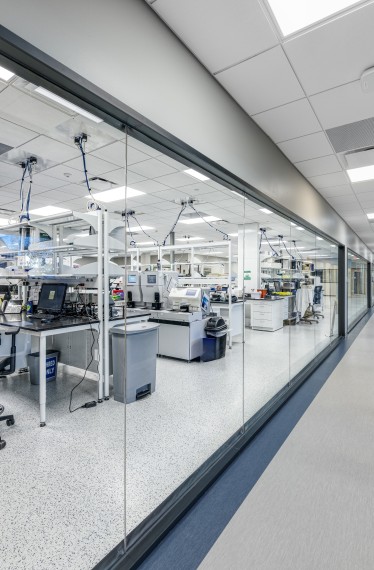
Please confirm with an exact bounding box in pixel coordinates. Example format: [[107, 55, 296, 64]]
[[238, 223, 259, 294]]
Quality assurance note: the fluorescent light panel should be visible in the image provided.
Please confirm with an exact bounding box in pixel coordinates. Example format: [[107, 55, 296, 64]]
[[267, 0, 361, 36], [296, 226, 305, 231], [259, 208, 273, 214], [316, 237, 324, 241], [183, 168, 210, 181], [347, 165, 374, 183], [179, 216, 220, 225], [367, 213, 374, 220], [128, 225, 154, 232], [29, 206, 70, 216], [87, 186, 145, 203], [176, 237, 202, 242], [0, 65, 15, 82], [0, 217, 10, 226], [231, 191, 245, 199], [35, 87, 103, 123]]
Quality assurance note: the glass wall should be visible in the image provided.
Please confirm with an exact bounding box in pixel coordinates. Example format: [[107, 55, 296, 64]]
[[0, 62, 344, 570], [121, 134, 341, 542], [347, 251, 368, 329]]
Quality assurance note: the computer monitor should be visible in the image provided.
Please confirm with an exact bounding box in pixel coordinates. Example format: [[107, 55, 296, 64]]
[[37, 283, 67, 314], [128, 274, 137, 284]]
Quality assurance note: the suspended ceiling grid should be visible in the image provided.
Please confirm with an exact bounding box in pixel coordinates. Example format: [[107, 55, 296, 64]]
[[146, 0, 374, 251]]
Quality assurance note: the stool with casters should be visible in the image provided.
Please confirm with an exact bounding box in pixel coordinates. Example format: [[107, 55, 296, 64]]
[[0, 326, 19, 450]]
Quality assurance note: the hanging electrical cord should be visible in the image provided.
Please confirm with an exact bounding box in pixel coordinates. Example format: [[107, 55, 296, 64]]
[[129, 211, 159, 245], [162, 202, 187, 246], [291, 240, 303, 260], [19, 158, 36, 223], [74, 133, 101, 211], [188, 202, 229, 240], [124, 213, 136, 247], [259, 228, 279, 257], [278, 235, 295, 259]]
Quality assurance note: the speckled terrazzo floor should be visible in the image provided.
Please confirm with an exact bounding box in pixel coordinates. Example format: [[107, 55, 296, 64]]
[[0, 312, 336, 570]]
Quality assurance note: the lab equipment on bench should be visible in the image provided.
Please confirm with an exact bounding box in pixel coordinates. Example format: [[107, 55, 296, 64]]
[[126, 272, 143, 307], [3, 299, 23, 314], [141, 271, 178, 309]]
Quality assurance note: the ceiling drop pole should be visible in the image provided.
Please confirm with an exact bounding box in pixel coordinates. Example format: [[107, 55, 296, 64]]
[[103, 209, 110, 401], [97, 208, 104, 404], [228, 239, 232, 349], [170, 231, 175, 271], [52, 225, 58, 274], [191, 246, 194, 277]]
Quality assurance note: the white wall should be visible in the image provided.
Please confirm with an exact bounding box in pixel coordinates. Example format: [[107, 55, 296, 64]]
[[0, 0, 371, 260]]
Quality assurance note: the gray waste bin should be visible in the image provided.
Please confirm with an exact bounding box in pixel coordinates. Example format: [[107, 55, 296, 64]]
[[27, 350, 60, 385], [111, 322, 159, 403]]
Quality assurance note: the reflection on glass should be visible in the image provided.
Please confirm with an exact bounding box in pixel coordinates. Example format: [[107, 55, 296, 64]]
[[123, 135, 245, 534], [348, 251, 368, 328]]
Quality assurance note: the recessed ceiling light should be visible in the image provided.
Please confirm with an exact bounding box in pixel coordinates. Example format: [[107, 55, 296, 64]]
[[228, 233, 238, 237], [331, 245, 337, 248], [183, 168, 210, 181], [29, 206, 70, 216], [231, 191, 245, 198], [0, 217, 10, 227], [296, 226, 304, 231], [316, 237, 324, 241], [128, 225, 154, 232], [35, 87, 103, 123], [259, 208, 273, 214], [179, 216, 220, 225], [290, 222, 296, 226], [347, 165, 374, 183], [367, 213, 374, 220], [0, 65, 15, 82], [86, 186, 145, 203], [267, 0, 361, 36], [176, 236, 202, 242]]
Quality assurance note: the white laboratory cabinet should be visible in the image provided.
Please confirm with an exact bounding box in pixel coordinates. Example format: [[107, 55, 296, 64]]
[[248, 299, 284, 332]]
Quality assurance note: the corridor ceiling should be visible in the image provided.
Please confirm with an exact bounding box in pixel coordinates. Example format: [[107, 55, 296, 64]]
[[147, 0, 374, 251]]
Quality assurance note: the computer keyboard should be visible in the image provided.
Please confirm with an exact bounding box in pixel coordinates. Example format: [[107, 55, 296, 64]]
[[28, 314, 59, 321]]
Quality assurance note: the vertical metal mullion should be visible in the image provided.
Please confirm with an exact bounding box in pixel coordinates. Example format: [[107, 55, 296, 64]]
[[338, 245, 347, 337]]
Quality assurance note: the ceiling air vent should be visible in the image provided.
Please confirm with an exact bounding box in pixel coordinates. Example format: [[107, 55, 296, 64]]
[[326, 117, 374, 154]]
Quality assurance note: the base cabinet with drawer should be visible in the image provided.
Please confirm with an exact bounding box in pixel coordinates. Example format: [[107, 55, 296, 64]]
[[248, 299, 284, 331]]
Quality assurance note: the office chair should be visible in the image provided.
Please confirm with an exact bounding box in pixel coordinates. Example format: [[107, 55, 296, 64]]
[[0, 326, 19, 450]]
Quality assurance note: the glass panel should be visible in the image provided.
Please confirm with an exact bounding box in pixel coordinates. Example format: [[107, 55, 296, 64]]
[[0, 70, 126, 568], [347, 251, 368, 328], [243, 208, 291, 422], [123, 135, 245, 535]]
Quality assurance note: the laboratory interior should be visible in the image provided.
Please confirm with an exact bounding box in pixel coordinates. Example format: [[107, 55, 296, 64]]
[[0, 65, 369, 570]]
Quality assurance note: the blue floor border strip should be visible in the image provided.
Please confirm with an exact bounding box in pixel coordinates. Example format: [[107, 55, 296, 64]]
[[138, 311, 372, 570]]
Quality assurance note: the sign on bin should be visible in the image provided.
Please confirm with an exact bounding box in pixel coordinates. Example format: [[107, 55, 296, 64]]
[[46, 355, 58, 381]]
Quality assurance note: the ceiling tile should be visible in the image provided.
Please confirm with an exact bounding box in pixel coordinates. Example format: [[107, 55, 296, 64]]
[[308, 171, 349, 189], [284, 3, 374, 96], [0, 86, 70, 131], [153, 171, 196, 187], [216, 46, 304, 116], [15, 135, 79, 163], [130, 158, 177, 178], [0, 117, 38, 148], [351, 180, 374, 194], [310, 81, 374, 130], [131, 179, 171, 193], [295, 155, 342, 178], [64, 155, 117, 176], [152, 0, 278, 73], [278, 132, 333, 162], [318, 184, 353, 197], [252, 99, 321, 143]]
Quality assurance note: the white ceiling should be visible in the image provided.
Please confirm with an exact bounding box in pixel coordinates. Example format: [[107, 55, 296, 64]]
[[147, 0, 374, 251], [0, 71, 334, 260]]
